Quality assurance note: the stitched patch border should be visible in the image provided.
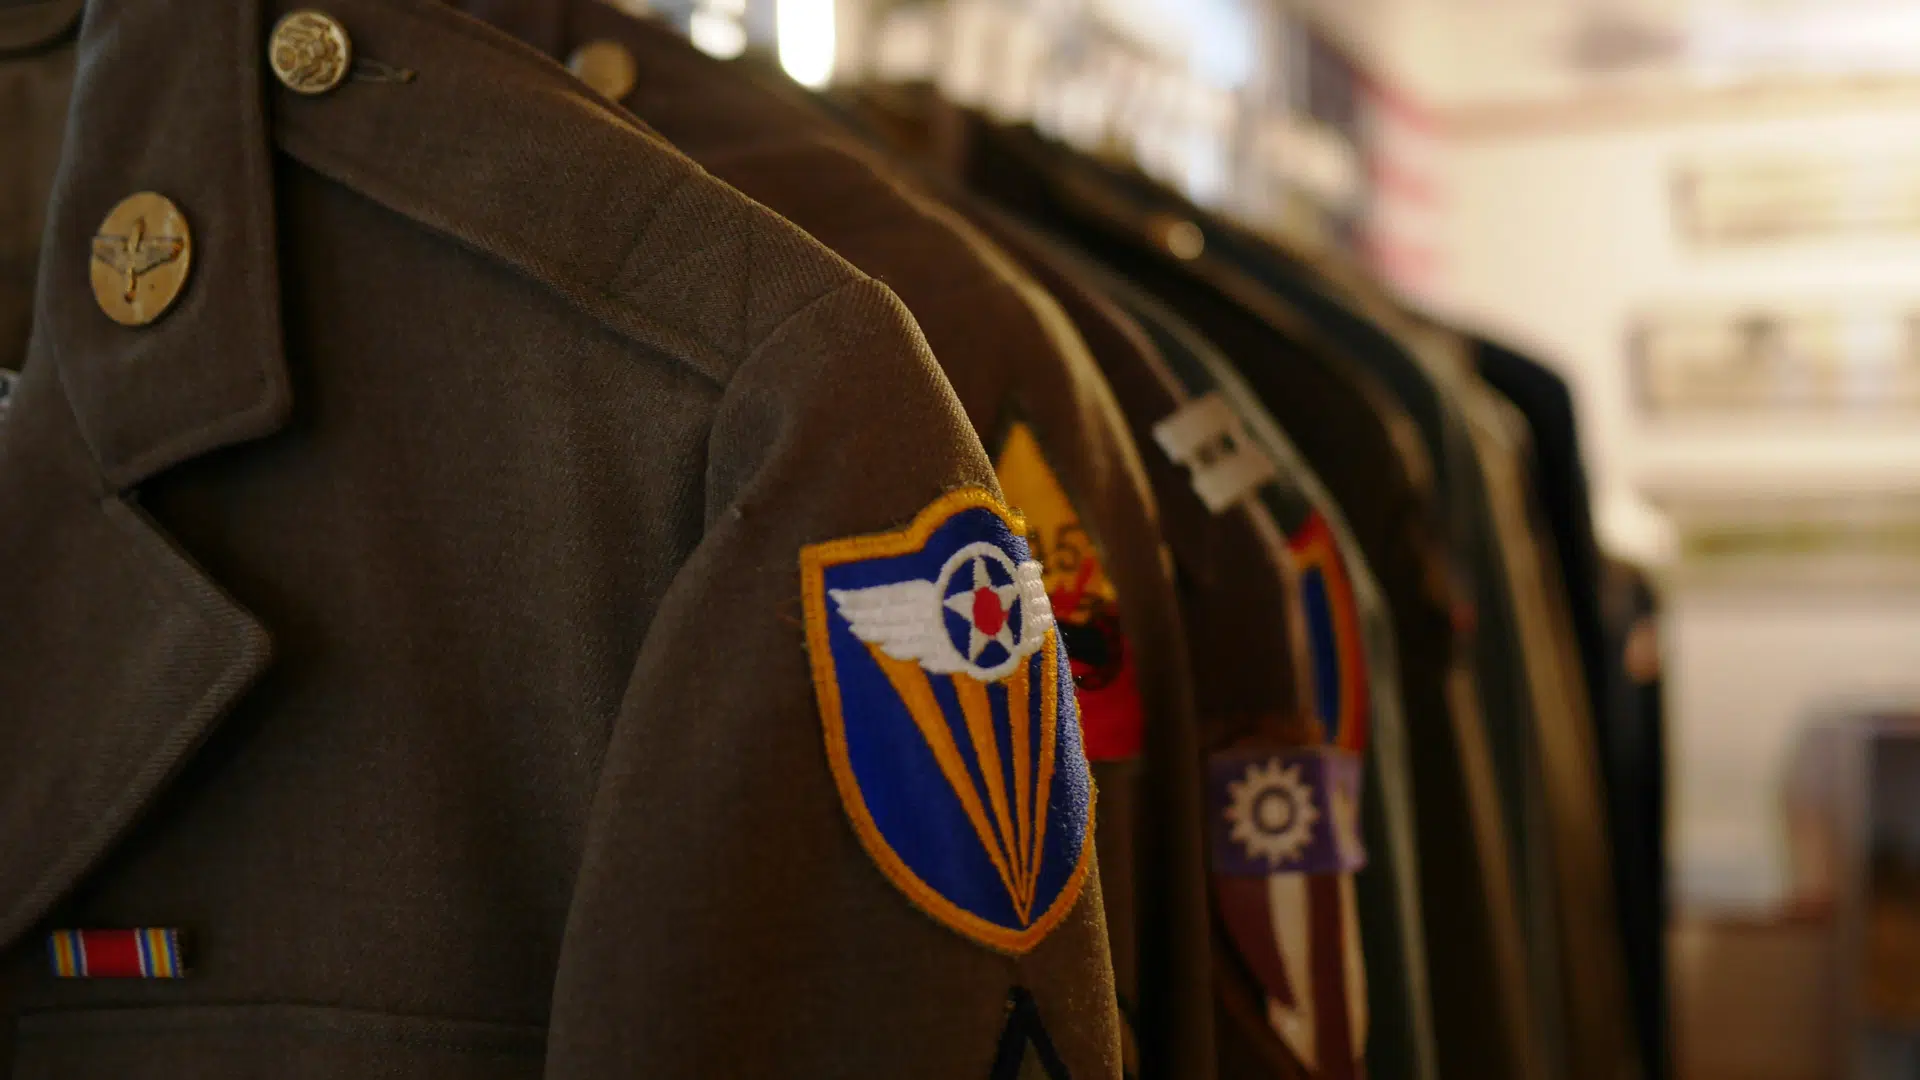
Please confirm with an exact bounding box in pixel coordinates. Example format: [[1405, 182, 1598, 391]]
[[801, 488, 1096, 955]]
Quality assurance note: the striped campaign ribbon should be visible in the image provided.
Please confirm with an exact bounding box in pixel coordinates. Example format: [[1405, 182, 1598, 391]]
[[48, 928, 187, 979]]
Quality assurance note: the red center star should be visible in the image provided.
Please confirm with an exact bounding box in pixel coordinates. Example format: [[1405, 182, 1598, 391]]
[[945, 555, 1021, 662], [972, 586, 1008, 636]]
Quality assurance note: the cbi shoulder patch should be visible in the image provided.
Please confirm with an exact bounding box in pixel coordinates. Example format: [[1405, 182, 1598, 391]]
[[1288, 514, 1369, 753], [801, 488, 1096, 954], [994, 422, 1145, 762], [1210, 746, 1367, 879], [1210, 745, 1368, 1074]]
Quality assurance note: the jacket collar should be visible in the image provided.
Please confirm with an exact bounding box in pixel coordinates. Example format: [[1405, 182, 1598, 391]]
[[43, 0, 289, 491], [0, 0, 280, 945]]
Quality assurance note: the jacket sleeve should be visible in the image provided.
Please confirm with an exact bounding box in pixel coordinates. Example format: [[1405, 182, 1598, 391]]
[[543, 277, 1122, 1078]]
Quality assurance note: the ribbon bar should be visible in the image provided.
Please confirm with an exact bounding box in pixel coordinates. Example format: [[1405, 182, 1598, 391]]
[[48, 928, 187, 978]]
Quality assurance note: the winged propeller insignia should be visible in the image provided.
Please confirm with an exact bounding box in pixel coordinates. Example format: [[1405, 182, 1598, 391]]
[[91, 217, 186, 303]]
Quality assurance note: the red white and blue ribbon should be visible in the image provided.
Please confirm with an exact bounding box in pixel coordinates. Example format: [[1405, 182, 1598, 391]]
[[47, 928, 187, 979]]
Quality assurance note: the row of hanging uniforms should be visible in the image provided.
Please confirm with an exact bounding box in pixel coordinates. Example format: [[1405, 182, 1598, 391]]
[[851, 90, 1674, 1080], [468, 5, 1669, 1076], [866, 94, 1677, 1080]]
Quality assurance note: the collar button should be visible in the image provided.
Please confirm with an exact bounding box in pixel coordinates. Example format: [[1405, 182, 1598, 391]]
[[270, 10, 353, 96], [567, 40, 637, 102]]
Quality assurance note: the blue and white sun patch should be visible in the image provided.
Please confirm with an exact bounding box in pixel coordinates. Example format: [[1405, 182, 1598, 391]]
[[800, 488, 1096, 954]]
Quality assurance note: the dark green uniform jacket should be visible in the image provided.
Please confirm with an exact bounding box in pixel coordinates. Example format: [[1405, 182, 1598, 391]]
[[0, 1, 1121, 1076], [455, 5, 1211, 1077]]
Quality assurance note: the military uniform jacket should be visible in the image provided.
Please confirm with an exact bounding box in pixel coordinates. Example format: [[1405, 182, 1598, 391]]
[[973, 213, 1342, 1080], [1063, 264, 1441, 1080], [0, 1, 1121, 1076], [1452, 366, 1637, 1080], [0, 0, 76, 368], [454, 9, 1212, 1075]]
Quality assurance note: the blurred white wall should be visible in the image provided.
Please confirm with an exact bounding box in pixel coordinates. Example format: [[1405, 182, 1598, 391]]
[[1439, 99, 1920, 510], [1667, 588, 1920, 908], [1434, 94, 1920, 911]]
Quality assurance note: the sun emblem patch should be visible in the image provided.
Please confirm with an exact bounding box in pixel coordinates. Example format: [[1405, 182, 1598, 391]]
[[801, 488, 1096, 954], [1210, 745, 1370, 1072], [1210, 748, 1366, 878], [1225, 759, 1322, 870]]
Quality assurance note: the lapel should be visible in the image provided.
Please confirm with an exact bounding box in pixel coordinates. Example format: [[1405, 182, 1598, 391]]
[[0, 0, 286, 946]]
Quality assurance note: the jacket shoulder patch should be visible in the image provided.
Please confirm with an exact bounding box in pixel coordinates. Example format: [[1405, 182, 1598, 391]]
[[1288, 514, 1369, 752], [993, 422, 1145, 762], [1210, 745, 1369, 1072], [800, 488, 1095, 954]]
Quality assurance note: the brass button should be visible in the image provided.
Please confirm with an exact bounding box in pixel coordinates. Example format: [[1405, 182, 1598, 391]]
[[1146, 214, 1205, 260], [90, 193, 192, 327], [567, 40, 637, 102], [270, 10, 352, 95]]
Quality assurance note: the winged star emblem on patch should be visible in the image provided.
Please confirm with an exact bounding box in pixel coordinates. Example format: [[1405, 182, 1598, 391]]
[[801, 489, 1095, 954]]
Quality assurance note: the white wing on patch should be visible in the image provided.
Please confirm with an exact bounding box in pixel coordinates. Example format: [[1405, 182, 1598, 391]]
[[1012, 560, 1055, 645], [829, 581, 968, 673]]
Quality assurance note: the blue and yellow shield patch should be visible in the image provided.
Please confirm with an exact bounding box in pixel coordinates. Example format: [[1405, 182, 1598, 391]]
[[801, 488, 1096, 954]]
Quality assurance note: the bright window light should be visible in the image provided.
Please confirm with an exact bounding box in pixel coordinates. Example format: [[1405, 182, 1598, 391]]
[[1690, 6, 1920, 76], [689, 10, 747, 60], [778, 0, 837, 89]]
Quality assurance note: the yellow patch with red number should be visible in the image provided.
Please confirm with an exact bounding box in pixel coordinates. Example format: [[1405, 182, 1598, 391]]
[[994, 423, 1144, 762]]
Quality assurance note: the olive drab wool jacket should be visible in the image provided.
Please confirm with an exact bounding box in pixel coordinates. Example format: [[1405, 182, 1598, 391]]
[[0, 0, 1122, 1076], [451, 7, 1211, 1076]]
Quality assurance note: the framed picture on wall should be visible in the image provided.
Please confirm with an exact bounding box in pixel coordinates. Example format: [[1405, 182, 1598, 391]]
[[1647, 489, 1920, 586], [1673, 153, 1920, 246], [1629, 305, 1920, 420]]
